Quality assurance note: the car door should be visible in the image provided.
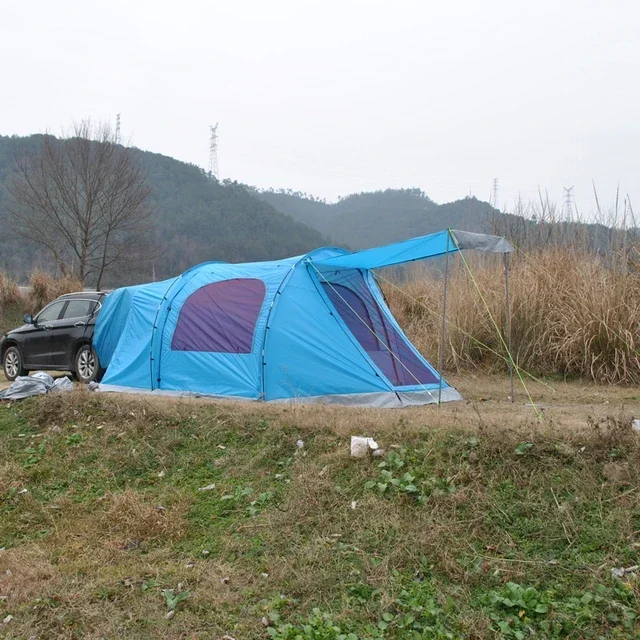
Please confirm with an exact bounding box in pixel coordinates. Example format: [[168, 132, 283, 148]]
[[50, 299, 98, 367], [23, 300, 67, 368]]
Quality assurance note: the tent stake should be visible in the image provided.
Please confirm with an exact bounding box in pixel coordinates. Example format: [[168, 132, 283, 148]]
[[504, 253, 515, 402], [438, 232, 451, 404]]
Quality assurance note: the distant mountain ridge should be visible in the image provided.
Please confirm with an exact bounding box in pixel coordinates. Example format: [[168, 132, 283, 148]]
[[253, 188, 498, 249], [253, 187, 631, 258]]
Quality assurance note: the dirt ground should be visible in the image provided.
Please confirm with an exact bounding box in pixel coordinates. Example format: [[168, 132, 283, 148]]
[[2, 367, 639, 432], [90, 373, 640, 436], [0, 371, 10, 391]]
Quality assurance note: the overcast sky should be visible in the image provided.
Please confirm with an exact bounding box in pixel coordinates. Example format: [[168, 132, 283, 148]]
[[1, 0, 638, 217]]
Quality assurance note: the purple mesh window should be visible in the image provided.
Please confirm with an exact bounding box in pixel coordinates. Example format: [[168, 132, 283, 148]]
[[172, 279, 266, 353], [321, 271, 438, 386]]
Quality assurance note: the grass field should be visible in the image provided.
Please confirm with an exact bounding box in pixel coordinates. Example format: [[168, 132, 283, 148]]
[[1, 377, 639, 639]]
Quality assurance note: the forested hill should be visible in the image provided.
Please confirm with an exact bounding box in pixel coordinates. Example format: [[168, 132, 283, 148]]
[[0, 135, 328, 283], [254, 187, 630, 257], [254, 188, 498, 249]]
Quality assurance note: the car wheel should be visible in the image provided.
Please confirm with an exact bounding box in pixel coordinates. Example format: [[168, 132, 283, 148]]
[[3, 346, 26, 381], [74, 344, 101, 383]]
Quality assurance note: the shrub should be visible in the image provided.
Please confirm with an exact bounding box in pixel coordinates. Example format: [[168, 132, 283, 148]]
[[0, 272, 23, 308], [0, 272, 24, 323], [27, 270, 83, 313]]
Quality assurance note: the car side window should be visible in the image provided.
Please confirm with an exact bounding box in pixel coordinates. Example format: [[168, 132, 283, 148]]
[[36, 301, 66, 323], [62, 299, 96, 320]]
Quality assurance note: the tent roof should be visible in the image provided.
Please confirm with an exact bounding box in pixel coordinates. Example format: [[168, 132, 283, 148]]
[[310, 229, 514, 271]]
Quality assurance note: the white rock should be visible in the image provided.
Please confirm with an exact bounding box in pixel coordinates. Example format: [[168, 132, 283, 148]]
[[197, 483, 216, 492], [611, 567, 625, 579], [632, 419, 640, 433], [350, 437, 369, 458], [2, 615, 13, 624], [296, 439, 304, 449], [350, 436, 379, 458], [611, 565, 638, 579]]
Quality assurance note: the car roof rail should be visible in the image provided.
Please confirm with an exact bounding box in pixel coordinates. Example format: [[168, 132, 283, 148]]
[[58, 290, 106, 298]]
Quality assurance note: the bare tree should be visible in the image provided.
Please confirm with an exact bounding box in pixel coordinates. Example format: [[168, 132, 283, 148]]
[[4, 120, 155, 289]]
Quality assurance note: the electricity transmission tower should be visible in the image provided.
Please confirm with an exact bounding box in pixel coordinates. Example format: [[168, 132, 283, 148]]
[[115, 113, 121, 144], [208, 124, 219, 179], [563, 186, 575, 220], [490, 178, 499, 209]]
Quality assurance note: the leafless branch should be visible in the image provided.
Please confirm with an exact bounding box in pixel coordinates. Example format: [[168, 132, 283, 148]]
[[4, 120, 155, 288]]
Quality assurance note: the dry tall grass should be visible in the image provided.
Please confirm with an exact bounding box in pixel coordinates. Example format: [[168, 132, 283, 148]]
[[0, 272, 23, 321], [0, 272, 22, 307], [384, 248, 640, 384], [26, 270, 83, 313]]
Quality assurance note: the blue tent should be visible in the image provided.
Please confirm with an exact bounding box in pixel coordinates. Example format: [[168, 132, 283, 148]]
[[94, 229, 513, 407]]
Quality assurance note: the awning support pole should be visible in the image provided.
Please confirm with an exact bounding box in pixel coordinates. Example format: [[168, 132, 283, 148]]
[[504, 253, 515, 402], [438, 231, 451, 404]]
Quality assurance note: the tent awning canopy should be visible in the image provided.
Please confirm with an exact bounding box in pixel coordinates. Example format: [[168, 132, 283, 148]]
[[310, 229, 514, 271]]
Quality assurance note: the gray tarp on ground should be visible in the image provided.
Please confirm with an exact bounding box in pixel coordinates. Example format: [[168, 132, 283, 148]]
[[0, 372, 73, 401]]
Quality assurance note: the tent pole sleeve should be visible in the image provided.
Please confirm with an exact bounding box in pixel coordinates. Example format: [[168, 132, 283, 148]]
[[504, 253, 515, 402], [259, 263, 299, 401], [438, 231, 451, 404]]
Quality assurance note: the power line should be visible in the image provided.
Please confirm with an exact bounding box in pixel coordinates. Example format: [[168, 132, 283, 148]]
[[208, 123, 219, 179]]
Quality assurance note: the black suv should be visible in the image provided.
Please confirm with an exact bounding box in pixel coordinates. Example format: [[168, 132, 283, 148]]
[[1, 291, 108, 383]]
